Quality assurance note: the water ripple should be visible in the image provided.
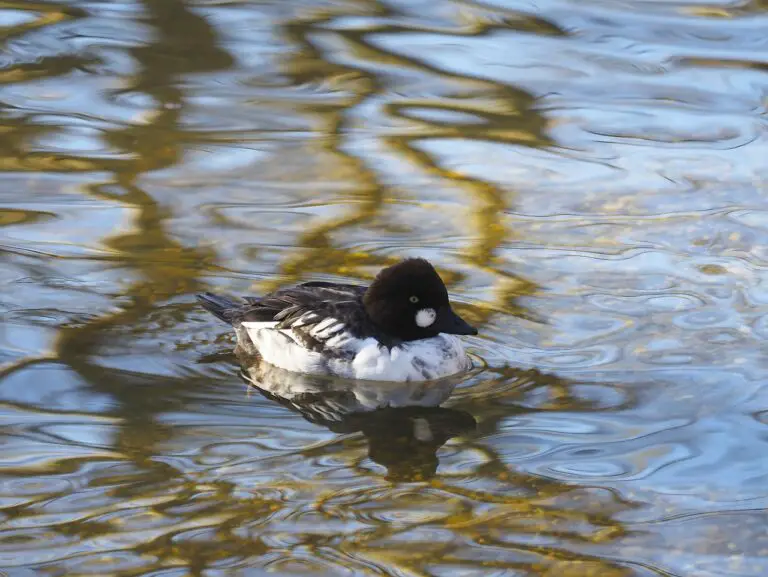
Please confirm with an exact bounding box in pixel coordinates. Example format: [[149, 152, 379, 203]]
[[2, 0, 768, 574]]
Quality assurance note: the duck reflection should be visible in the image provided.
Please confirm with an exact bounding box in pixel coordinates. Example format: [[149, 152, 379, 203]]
[[238, 353, 476, 481]]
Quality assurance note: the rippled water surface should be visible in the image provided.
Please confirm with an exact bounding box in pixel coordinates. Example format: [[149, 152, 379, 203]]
[[2, 0, 768, 574]]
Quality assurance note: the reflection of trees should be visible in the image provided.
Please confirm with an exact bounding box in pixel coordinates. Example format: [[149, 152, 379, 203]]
[[261, 12, 548, 328], [253, 19, 394, 291], [47, 0, 233, 455], [0, 4, 88, 172], [3, 0, 234, 514], [1, 367, 637, 574], [0, 1, 637, 574]]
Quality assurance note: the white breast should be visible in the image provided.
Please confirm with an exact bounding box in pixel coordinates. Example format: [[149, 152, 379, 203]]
[[333, 335, 470, 381], [240, 321, 471, 382]]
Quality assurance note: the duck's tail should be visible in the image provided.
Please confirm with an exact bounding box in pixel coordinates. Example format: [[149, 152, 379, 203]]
[[196, 292, 241, 324]]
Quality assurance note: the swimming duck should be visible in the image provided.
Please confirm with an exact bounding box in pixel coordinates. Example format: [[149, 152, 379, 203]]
[[197, 258, 478, 381]]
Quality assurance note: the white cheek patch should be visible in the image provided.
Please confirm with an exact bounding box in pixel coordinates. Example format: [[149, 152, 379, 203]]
[[412, 417, 434, 442], [415, 308, 436, 328]]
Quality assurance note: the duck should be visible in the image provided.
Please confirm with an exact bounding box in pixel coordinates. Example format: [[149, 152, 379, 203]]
[[197, 258, 478, 382]]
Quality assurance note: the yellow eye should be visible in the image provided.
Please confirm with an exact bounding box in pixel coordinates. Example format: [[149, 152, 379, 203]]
[[409, 295, 419, 303]]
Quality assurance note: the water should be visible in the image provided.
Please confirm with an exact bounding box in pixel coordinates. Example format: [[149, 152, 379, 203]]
[[1, 0, 767, 574]]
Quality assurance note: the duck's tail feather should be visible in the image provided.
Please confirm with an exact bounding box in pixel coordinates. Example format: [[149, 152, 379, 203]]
[[196, 292, 242, 324]]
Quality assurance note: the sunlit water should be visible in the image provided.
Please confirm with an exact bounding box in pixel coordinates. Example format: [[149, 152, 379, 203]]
[[2, 0, 767, 574]]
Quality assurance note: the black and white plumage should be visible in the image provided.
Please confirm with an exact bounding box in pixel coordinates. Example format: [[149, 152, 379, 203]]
[[197, 258, 478, 382]]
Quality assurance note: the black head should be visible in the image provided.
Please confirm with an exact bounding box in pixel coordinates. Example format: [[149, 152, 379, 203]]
[[363, 258, 478, 341]]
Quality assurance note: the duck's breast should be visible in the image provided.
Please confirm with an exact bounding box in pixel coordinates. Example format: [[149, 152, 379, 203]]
[[331, 334, 470, 382]]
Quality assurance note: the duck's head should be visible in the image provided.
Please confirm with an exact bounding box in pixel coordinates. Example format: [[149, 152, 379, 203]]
[[363, 258, 478, 341]]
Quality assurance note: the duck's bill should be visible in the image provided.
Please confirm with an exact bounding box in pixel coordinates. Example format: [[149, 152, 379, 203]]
[[435, 307, 478, 336]]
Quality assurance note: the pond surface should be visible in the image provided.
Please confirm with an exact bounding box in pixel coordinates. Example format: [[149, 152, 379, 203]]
[[2, 0, 768, 575]]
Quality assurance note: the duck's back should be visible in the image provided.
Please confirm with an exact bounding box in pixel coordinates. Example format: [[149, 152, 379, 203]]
[[202, 282, 370, 376], [198, 281, 471, 382]]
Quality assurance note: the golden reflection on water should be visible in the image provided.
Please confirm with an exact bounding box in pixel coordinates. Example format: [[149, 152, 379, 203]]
[[2, 0, 768, 575]]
